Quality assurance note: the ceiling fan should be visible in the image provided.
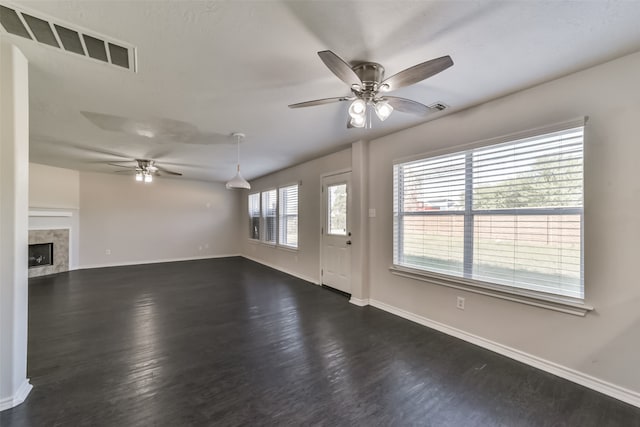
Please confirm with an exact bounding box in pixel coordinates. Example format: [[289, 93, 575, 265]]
[[108, 159, 182, 183], [81, 111, 234, 145], [289, 50, 453, 128]]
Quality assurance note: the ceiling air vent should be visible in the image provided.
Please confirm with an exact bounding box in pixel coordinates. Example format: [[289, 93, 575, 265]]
[[428, 102, 449, 111], [0, 3, 137, 72]]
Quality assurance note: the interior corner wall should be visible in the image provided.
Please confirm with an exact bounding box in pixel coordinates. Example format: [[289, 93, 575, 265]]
[[367, 51, 640, 398], [0, 40, 32, 411], [29, 163, 80, 270], [29, 163, 79, 209], [78, 172, 241, 268], [240, 148, 352, 284]]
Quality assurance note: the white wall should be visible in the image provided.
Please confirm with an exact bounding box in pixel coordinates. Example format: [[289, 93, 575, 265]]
[[0, 40, 32, 410], [29, 163, 80, 269], [79, 171, 241, 267], [241, 148, 352, 283], [367, 51, 640, 399]]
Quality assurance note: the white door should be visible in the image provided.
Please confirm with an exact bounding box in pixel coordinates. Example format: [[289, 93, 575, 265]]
[[321, 172, 352, 294]]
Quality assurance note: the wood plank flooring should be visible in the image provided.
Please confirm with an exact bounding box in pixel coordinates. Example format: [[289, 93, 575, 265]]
[[1, 257, 639, 426]]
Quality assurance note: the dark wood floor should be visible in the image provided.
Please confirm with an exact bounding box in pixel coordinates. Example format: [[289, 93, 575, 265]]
[[1, 257, 639, 426]]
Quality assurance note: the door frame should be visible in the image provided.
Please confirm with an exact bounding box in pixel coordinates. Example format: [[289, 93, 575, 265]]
[[319, 168, 352, 291]]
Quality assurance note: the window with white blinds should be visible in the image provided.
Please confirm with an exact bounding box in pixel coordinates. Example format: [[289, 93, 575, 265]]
[[248, 193, 260, 240], [279, 185, 299, 248], [393, 125, 584, 299], [261, 189, 277, 244]]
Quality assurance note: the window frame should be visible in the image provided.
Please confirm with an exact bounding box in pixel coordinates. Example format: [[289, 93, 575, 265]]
[[260, 188, 277, 245], [391, 118, 593, 316], [278, 184, 299, 249], [248, 192, 261, 242], [248, 184, 300, 251]]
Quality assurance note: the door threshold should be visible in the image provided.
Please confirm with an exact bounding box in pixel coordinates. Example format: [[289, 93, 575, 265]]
[[321, 284, 351, 299]]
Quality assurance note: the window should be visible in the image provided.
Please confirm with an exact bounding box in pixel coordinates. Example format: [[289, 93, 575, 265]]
[[248, 193, 260, 240], [393, 125, 584, 299], [249, 185, 300, 249], [279, 185, 298, 248], [327, 183, 347, 235], [261, 189, 277, 244]]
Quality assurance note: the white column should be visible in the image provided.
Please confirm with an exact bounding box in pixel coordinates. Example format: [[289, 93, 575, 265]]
[[349, 139, 370, 305], [0, 39, 32, 411]]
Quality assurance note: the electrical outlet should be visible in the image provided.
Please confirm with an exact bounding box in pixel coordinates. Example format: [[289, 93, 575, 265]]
[[456, 296, 465, 310], [204, 243, 209, 249], [105, 249, 111, 255], [198, 245, 203, 251]]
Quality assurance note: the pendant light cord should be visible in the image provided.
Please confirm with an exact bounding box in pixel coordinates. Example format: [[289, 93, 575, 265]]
[[236, 134, 241, 172]]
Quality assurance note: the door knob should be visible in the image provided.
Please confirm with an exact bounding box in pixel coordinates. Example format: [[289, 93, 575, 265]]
[[346, 240, 352, 245]]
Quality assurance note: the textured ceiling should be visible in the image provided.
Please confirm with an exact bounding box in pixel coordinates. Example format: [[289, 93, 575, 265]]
[[3, 0, 640, 182]]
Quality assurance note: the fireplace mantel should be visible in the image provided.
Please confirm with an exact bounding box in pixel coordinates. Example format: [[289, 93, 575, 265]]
[[29, 210, 73, 217]]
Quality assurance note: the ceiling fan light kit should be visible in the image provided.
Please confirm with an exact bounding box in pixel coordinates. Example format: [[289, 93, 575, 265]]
[[289, 50, 454, 128], [375, 100, 393, 121], [226, 133, 251, 190], [108, 159, 182, 183]]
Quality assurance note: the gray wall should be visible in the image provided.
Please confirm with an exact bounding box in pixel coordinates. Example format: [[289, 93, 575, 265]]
[[79, 171, 241, 267], [367, 51, 640, 394], [241, 51, 640, 399], [240, 148, 352, 283], [29, 163, 80, 270], [29, 163, 79, 209]]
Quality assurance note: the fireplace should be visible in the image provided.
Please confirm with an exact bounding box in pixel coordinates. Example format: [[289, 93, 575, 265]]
[[29, 243, 53, 268], [28, 229, 69, 278]]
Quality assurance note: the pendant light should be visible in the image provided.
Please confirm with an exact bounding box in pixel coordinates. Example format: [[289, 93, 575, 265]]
[[226, 132, 251, 190]]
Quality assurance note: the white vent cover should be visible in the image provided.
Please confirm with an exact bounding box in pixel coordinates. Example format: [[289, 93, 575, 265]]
[[0, 3, 137, 72]]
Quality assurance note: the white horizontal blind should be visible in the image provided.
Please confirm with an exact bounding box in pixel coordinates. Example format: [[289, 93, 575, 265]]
[[248, 193, 260, 240], [261, 189, 277, 244], [279, 185, 299, 248], [394, 126, 584, 299]]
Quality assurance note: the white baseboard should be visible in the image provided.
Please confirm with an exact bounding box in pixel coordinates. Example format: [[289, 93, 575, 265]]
[[349, 297, 370, 306], [0, 379, 32, 411], [367, 299, 640, 409], [78, 254, 241, 270], [241, 255, 319, 285]]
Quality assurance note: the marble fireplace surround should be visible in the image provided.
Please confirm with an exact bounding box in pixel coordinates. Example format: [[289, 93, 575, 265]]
[[28, 229, 69, 278]]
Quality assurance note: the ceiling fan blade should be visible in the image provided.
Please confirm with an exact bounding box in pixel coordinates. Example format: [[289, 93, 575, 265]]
[[184, 132, 234, 145], [384, 96, 433, 115], [81, 111, 199, 143], [107, 162, 136, 169], [379, 55, 453, 92], [155, 166, 183, 176], [288, 97, 350, 109], [317, 50, 362, 89]]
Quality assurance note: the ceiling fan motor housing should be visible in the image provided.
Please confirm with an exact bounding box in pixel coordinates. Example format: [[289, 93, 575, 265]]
[[352, 63, 385, 96]]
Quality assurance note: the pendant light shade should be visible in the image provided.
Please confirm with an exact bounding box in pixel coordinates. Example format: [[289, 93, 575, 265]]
[[226, 165, 250, 189], [226, 133, 251, 190]]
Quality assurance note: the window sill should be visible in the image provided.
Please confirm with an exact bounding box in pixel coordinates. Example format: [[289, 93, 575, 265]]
[[389, 265, 594, 317], [247, 239, 275, 247], [247, 239, 297, 252]]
